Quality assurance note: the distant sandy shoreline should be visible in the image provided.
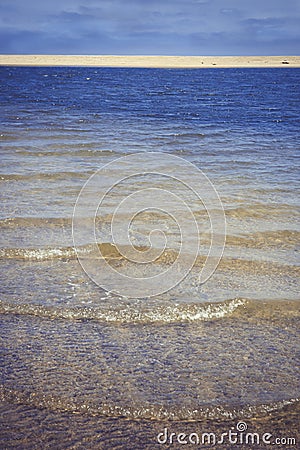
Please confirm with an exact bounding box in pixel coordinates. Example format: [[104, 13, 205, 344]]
[[1, 55, 300, 68]]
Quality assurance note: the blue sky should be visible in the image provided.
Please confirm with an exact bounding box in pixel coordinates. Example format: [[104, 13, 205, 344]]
[[0, 0, 299, 55]]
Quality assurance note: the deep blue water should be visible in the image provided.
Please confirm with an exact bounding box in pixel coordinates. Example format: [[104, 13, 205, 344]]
[[1, 67, 299, 184], [1, 68, 300, 137], [2, 67, 300, 125]]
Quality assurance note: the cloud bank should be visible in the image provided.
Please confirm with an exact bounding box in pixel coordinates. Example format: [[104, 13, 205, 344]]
[[0, 0, 299, 54]]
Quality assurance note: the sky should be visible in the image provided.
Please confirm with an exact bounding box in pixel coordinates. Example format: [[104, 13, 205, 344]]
[[0, 0, 299, 55]]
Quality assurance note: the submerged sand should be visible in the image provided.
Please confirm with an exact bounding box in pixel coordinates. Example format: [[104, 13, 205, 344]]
[[0, 54, 300, 68]]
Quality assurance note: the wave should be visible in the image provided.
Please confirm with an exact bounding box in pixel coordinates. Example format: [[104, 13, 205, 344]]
[[11, 148, 118, 157], [172, 132, 206, 139], [0, 216, 72, 227], [1, 298, 299, 324], [225, 230, 300, 248], [0, 245, 78, 260], [1, 204, 299, 230], [0, 243, 124, 261], [1, 215, 299, 251], [0, 386, 298, 421], [1, 243, 299, 279], [0, 171, 94, 182], [225, 203, 300, 219], [0, 298, 246, 324], [0, 132, 21, 141]]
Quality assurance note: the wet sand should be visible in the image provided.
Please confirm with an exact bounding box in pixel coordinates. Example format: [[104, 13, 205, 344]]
[[0, 54, 300, 67]]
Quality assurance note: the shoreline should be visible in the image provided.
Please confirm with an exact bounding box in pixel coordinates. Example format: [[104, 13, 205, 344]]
[[0, 54, 300, 68]]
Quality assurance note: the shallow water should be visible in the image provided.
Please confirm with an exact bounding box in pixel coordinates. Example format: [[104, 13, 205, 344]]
[[0, 67, 299, 448]]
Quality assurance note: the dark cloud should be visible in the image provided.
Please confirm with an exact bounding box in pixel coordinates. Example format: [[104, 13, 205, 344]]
[[0, 0, 299, 54]]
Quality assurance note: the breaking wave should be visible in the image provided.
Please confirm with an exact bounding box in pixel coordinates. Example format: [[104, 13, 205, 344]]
[[0, 386, 298, 421], [0, 298, 246, 324]]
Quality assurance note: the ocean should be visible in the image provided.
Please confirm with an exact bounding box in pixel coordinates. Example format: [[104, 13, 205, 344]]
[[0, 67, 299, 449]]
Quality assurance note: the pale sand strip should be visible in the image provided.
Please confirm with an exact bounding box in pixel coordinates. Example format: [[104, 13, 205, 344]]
[[0, 55, 300, 68]]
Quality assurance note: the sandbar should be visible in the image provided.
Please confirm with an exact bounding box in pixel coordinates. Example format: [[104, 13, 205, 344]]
[[0, 55, 300, 68]]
